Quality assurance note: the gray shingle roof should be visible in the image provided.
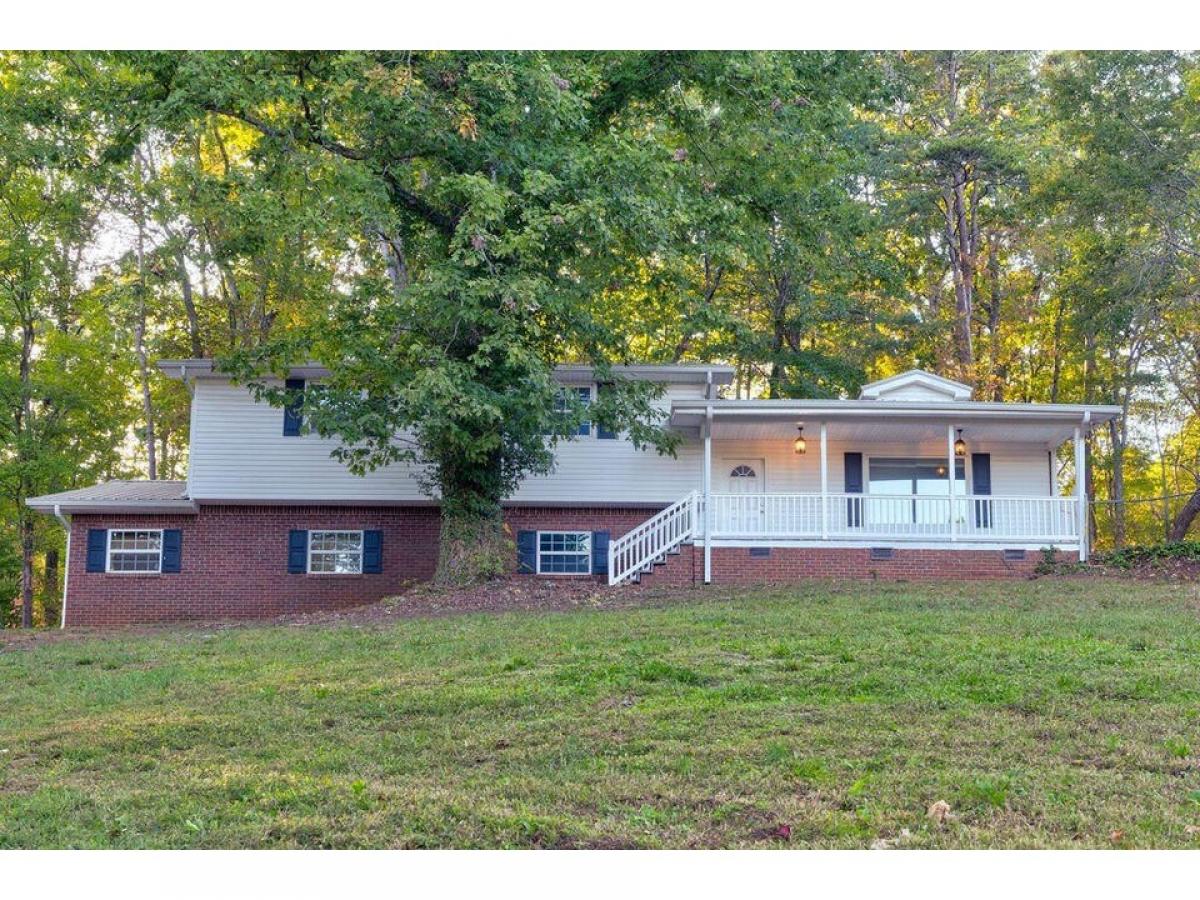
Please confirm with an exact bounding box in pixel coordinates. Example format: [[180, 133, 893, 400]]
[[27, 480, 195, 513]]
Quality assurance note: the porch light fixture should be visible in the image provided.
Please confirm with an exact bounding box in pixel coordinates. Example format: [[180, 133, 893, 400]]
[[793, 425, 807, 455], [954, 428, 967, 457]]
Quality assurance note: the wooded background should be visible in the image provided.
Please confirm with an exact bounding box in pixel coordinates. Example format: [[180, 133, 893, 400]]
[[3, 51, 1199, 624]]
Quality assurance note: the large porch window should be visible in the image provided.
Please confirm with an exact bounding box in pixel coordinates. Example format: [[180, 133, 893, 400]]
[[868, 457, 965, 525]]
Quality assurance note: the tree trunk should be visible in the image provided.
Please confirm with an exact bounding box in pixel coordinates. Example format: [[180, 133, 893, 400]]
[[44, 547, 60, 626], [177, 250, 204, 357], [134, 186, 157, 479], [985, 237, 1003, 401], [20, 516, 34, 628], [1168, 486, 1200, 542], [1108, 418, 1126, 549], [434, 506, 511, 586]]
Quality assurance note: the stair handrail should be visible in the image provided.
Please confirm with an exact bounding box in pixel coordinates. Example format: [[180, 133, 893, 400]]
[[608, 491, 699, 585]]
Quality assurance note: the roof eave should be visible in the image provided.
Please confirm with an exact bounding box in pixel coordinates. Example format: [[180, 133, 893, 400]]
[[26, 499, 200, 515]]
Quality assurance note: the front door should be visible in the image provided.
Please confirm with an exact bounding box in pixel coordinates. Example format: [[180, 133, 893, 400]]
[[722, 459, 764, 534]]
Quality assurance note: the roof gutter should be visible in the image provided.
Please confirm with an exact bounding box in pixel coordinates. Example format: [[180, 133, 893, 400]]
[[53, 503, 70, 629]]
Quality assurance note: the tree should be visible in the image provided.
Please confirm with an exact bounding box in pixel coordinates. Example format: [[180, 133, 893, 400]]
[[0, 53, 134, 625], [115, 51, 709, 583]]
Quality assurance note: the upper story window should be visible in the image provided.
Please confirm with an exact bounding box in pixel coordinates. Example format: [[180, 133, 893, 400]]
[[107, 530, 163, 573], [553, 386, 592, 437]]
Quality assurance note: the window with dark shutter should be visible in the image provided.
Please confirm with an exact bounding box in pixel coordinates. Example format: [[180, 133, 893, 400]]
[[161, 529, 183, 573], [972, 453, 993, 528], [85, 528, 107, 573], [844, 452, 863, 527], [596, 384, 617, 439], [283, 378, 305, 436], [287, 530, 308, 573], [516, 530, 537, 574], [363, 530, 383, 574], [591, 530, 610, 575]]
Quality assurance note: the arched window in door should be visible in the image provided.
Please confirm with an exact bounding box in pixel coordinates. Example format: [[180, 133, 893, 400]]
[[730, 465, 757, 479]]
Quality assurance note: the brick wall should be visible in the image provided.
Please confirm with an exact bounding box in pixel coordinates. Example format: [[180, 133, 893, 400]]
[[63, 502, 1066, 625], [64, 504, 665, 625], [66, 506, 442, 626], [641, 545, 1067, 586]]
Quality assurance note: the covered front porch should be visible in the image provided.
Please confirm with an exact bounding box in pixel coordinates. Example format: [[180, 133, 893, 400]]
[[672, 397, 1099, 583]]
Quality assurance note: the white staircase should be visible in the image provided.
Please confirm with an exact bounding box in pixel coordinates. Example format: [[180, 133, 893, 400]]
[[608, 491, 700, 585]]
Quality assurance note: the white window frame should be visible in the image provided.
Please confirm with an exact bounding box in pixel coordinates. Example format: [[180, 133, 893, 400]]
[[106, 528, 164, 574], [535, 530, 592, 575], [307, 529, 365, 575]]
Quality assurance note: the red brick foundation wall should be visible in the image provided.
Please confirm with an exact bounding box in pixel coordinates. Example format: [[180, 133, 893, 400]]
[[63, 501, 1069, 625], [66, 506, 442, 626], [645, 544, 1069, 585], [64, 504, 666, 625]]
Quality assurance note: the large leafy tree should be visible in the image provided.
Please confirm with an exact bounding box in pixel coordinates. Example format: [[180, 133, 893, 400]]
[[0, 52, 133, 625], [115, 51, 708, 583]]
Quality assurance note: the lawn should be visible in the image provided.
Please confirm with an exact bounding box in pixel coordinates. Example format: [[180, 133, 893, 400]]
[[2, 579, 1199, 848]]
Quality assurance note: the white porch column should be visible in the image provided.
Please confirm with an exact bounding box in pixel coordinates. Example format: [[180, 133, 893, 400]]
[[1074, 425, 1087, 562], [819, 422, 828, 540], [703, 406, 712, 584], [948, 423, 957, 542]]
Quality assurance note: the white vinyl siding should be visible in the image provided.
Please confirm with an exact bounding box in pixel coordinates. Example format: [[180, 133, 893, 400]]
[[107, 529, 163, 573], [188, 378, 705, 505], [308, 530, 363, 574], [185, 378, 1056, 508]]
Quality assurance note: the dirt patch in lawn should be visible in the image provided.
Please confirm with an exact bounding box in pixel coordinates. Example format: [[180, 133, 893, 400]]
[[0, 578, 690, 649], [270, 577, 682, 627]]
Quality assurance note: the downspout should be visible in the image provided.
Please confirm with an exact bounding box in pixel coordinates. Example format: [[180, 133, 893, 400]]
[[53, 503, 70, 629]]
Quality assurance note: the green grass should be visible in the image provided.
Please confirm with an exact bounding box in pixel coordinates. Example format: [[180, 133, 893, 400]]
[[2, 579, 1200, 848]]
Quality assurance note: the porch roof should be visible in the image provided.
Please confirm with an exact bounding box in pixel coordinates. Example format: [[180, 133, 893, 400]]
[[670, 398, 1122, 446]]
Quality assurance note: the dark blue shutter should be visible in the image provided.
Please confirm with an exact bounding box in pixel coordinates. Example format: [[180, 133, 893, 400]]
[[86, 528, 107, 572], [596, 384, 617, 439], [576, 387, 592, 437], [288, 529, 308, 573], [161, 529, 182, 573], [972, 453, 993, 528], [283, 378, 305, 436], [591, 530, 610, 576], [363, 530, 383, 574], [844, 452, 864, 528], [516, 530, 537, 574]]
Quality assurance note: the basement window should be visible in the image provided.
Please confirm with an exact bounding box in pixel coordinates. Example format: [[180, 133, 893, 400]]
[[107, 530, 163, 573], [749, 547, 771, 558], [308, 530, 364, 574], [1003, 549, 1027, 561], [537, 531, 592, 574], [869, 547, 894, 561]]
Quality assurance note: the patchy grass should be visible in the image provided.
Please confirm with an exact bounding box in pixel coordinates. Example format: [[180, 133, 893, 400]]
[[2, 579, 1200, 848]]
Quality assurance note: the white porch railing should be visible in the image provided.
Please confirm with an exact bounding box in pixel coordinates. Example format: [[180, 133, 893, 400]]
[[608, 491, 699, 585], [707, 492, 1081, 544]]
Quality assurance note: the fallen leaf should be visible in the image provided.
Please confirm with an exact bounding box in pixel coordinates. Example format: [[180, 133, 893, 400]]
[[927, 800, 952, 825], [1109, 829, 1126, 843], [772, 823, 791, 841]]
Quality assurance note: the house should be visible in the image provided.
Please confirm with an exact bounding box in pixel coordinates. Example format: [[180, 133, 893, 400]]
[[28, 361, 1121, 626]]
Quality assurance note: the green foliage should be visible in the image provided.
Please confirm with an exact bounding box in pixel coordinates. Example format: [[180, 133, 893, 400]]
[[1095, 542, 1200, 570]]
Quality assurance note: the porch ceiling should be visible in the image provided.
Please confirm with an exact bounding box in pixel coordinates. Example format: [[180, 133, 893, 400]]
[[671, 399, 1122, 447]]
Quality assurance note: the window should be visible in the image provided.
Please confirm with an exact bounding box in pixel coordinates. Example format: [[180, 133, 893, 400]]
[[730, 465, 757, 479], [308, 530, 364, 574], [107, 530, 163, 573], [868, 457, 965, 525], [553, 386, 592, 437], [537, 531, 592, 574]]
